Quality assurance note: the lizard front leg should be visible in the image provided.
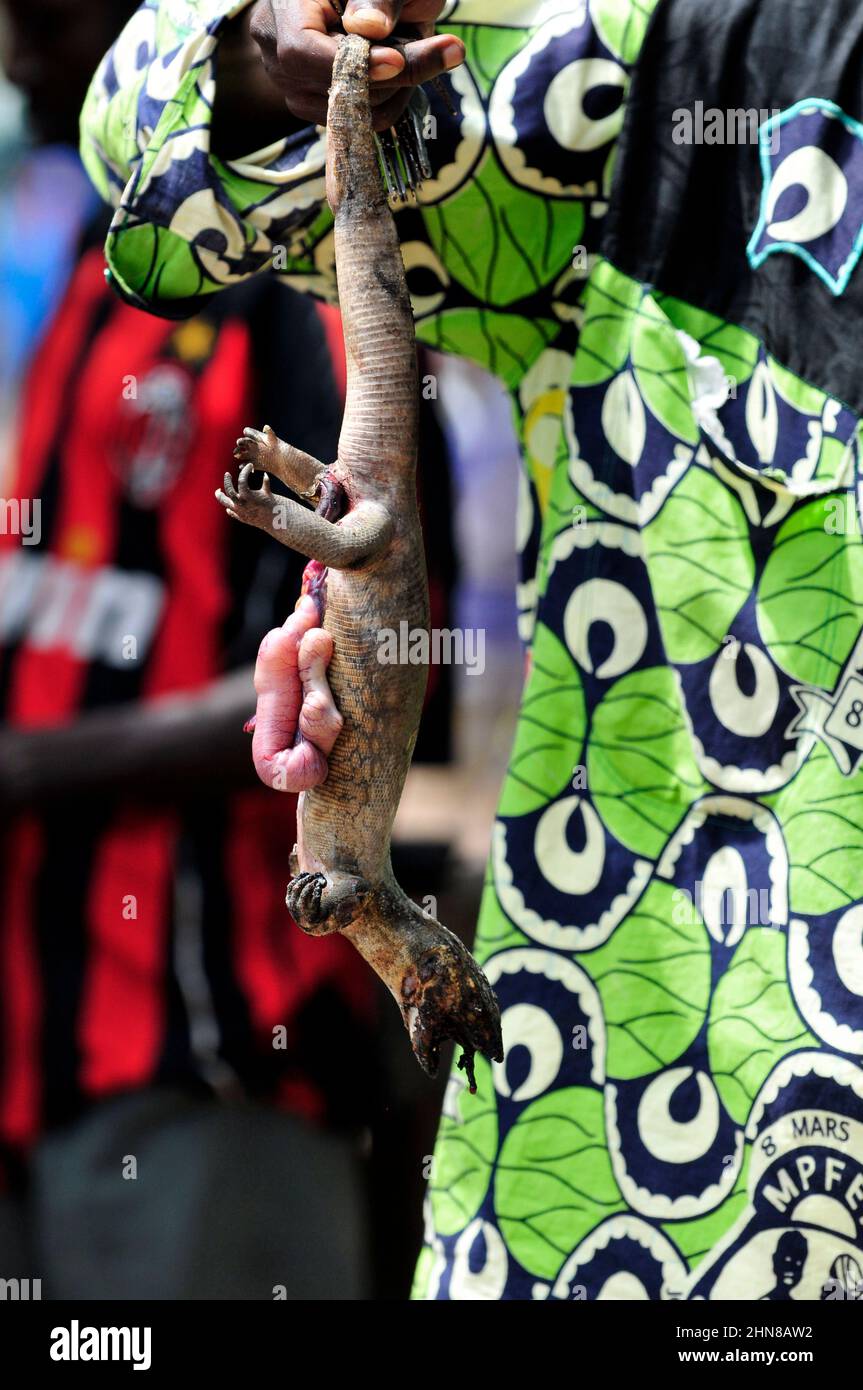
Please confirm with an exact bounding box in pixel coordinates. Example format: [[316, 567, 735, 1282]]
[[216, 465, 393, 569], [234, 424, 325, 500]]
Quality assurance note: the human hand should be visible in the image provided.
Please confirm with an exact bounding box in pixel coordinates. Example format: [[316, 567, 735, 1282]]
[[248, 0, 464, 132], [251, 594, 344, 792]]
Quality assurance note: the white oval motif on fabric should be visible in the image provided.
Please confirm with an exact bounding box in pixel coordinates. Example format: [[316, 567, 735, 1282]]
[[636, 1067, 721, 1165], [534, 795, 605, 897], [708, 639, 780, 739], [564, 577, 648, 678]]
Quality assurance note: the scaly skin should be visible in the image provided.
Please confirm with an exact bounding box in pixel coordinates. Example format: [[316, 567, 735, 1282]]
[[216, 34, 503, 1087]]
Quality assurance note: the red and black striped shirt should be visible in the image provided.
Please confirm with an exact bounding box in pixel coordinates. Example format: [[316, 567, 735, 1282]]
[[0, 241, 380, 1166]]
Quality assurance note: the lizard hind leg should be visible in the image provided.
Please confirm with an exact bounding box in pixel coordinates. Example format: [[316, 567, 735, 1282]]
[[286, 869, 372, 937], [379, 894, 504, 1089]]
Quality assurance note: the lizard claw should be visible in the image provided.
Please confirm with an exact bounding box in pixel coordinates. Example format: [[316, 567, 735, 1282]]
[[401, 932, 504, 1091], [234, 424, 279, 469], [287, 870, 370, 936], [287, 871, 327, 928], [215, 462, 276, 530]]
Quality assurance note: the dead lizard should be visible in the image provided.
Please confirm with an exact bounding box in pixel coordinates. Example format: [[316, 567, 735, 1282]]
[[216, 33, 503, 1089]]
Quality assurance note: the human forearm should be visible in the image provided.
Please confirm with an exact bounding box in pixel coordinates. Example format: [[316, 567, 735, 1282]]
[[210, 6, 309, 159], [0, 668, 259, 810]]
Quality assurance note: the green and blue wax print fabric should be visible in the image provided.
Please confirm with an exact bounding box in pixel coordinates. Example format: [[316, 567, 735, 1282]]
[[83, 0, 863, 1299]]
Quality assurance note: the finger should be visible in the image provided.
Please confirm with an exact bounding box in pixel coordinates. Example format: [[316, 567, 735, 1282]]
[[254, 623, 301, 698], [269, 10, 340, 89], [237, 462, 255, 497], [289, 592, 323, 634], [261, 12, 406, 89], [252, 621, 328, 791], [343, 0, 403, 40], [298, 627, 343, 755], [369, 51, 404, 82], [371, 32, 464, 87], [215, 489, 238, 516], [223, 472, 239, 501], [258, 739, 328, 792]]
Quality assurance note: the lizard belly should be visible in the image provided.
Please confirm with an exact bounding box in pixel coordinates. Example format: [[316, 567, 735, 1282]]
[[299, 537, 429, 880]]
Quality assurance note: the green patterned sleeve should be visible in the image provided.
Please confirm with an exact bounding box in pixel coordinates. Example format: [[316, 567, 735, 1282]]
[[79, 0, 332, 318]]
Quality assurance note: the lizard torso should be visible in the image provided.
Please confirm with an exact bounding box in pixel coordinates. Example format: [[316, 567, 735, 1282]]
[[219, 35, 502, 1085]]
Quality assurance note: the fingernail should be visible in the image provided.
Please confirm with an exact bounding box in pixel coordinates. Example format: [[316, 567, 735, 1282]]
[[443, 42, 463, 71], [345, 4, 391, 36], [372, 61, 401, 81]]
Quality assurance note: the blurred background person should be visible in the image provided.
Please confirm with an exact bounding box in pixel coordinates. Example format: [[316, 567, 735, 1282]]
[[0, 0, 470, 1300], [0, 0, 100, 435]]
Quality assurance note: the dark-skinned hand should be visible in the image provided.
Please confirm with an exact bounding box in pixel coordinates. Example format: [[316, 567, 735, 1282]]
[[248, 0, 464, 131]]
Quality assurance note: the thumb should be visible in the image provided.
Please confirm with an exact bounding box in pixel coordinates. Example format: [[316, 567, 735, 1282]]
[[342, 0, 402, 39]]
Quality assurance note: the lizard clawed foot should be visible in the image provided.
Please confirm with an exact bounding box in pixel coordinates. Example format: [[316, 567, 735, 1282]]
[[287, 871, 327, 929], [233, 424, 325, 499], [287, 870, 371, 936], [233, 425, 281, 472], [401, 933, 504, 1091], [215, 463, 279, 531]]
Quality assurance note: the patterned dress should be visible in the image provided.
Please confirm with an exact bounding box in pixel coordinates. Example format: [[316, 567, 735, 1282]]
[[82, 0, 863, 1300]]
